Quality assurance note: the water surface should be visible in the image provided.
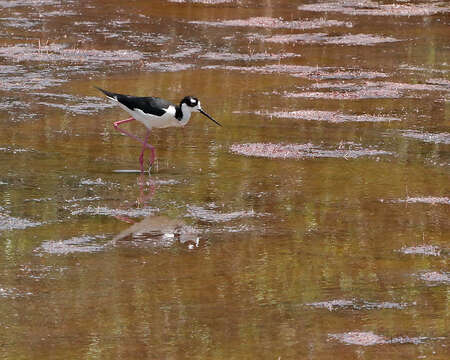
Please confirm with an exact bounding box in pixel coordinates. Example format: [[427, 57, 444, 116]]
[[0, 0, 449, 359]]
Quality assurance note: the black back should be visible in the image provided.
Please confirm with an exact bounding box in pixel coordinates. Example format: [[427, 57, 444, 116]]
[[96, 87, 175, 117]]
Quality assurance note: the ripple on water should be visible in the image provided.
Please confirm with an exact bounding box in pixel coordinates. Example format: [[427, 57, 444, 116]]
[[39, 101, 114, 115], [79, 178, 108, 186], [19, 264, 67, 280], [152, 179, 182, 186], [218, 224, 256, 233], [381, 197, 450, 205], [35, 93, 115, 115], [78, 177, 121, 189], [203, 64, 387, 80], [285, 80, 449, 100], [299, 1, 450, 17], [400, 130, 450, 145], [381, 81, 449, 92], [399, 64, 449, 75], [39, 10, 78, 17], [0, 0, 59, 8], [306, 299, 410, 311], [230, 143, 393, 160], [426, 78, 450, 87], [167, 46, 203, 59], [0, 44, 143, 63], [144, 62, 194, 72], [199, 52, 300, 62], [0, 287, 33, 298], [125, 32, 171, 47], [399, 245, 442, 257], [241, 110, 400, 123], [417, 271, 450, 285], [0, 213, 41, 231], [329, 332, 435, 346], [0, 64, 20, 74], [284, 90, 400, 100], [36, 235, 107, 255], [168, 0, 234, 4], [24, 197, 53, 203], [0, 146, 33, 154], [64, 196, 101, 204], [70, 205, 157, 218], [190, 17, 350, 30], [187, 205, 260, 222], [265, 33, 401, 46], [0, 70, 66, 91], [0, 17, 40, 29], [0, 102, 39, 122], [329, 332, 387, 346]]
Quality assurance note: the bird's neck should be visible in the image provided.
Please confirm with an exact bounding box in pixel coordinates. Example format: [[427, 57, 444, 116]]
[[177, 103, 193, 125]]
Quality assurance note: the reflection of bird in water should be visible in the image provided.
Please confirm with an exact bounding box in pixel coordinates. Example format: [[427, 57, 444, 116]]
[[112, 215, 199, 248], [95, 87, 222, 174]]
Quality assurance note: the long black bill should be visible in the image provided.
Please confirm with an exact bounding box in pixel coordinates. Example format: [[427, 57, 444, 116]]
[[200, 109, 222, 127]]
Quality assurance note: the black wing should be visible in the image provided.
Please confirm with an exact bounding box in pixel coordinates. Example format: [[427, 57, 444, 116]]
[[95, 86, 174, 116]]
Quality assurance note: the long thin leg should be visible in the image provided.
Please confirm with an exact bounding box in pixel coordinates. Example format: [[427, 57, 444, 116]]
[[114, 117, 156, 172], [139, 129, 151, 173], [114, 117, 147, 146]]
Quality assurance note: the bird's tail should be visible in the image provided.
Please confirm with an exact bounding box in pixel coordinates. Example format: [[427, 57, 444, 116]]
[[95, 86, 117, 100]]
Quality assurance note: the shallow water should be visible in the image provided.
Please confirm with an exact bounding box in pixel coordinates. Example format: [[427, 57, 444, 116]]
[[0, 0, 449, 358]]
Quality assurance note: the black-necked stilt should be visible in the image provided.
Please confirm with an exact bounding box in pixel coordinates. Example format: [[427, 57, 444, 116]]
[[96, 87, 221, 173]]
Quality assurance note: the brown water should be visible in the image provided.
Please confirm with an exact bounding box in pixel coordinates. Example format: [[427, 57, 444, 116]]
[[0, 0, 449, 358]]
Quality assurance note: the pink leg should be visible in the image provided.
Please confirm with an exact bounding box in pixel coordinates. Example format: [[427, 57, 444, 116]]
[[139, 129, 151, 173], [114, 117, 156, 172]]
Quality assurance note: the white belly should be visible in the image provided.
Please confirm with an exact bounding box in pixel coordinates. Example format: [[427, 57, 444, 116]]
[[117, 102, 182, 129]]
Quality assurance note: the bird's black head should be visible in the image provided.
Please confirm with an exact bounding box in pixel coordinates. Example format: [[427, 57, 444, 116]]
[[179, 96, 222, 127], [181, 96, 199, 108]]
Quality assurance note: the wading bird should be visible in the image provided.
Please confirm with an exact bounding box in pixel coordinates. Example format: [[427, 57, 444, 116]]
[[96, 87, 221, 173]]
